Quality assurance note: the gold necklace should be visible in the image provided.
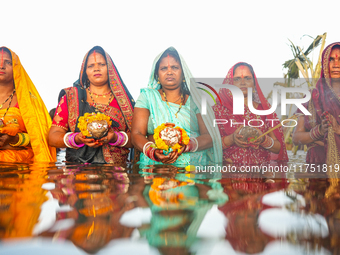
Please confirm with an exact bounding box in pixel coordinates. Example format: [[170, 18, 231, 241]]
[[87, 88, 113, 112], [88, 89, 112, 98], [0, 89, 16, 109], [0, 89, 15, 127], [162, 89, 184, 118]]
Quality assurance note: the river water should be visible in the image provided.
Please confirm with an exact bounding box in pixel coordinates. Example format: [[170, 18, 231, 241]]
[[0, 150, 338, 255]]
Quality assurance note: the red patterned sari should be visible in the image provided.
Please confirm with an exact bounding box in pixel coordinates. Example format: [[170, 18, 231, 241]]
[[301, 42, 340, 165], [52, 46, 134, 164], [213, 62, 288, 165]]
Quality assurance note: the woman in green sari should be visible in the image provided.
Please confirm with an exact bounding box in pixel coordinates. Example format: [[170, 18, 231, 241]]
[[132, 47, 222, 165]]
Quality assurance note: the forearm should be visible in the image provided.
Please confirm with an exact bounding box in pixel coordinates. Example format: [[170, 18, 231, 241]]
[[132, 132, 152, 152], [48, 130, 67, 148], [222, 134, 234, 148], [293, 130, 315, 145], [266, 140, 281, 154], [123, 132, 133, 148], [195, 133, 213, 151]]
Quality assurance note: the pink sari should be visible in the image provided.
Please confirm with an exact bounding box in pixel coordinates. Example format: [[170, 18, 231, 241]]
[[302, 42, 340, 164], [213, 62, 288, 165]]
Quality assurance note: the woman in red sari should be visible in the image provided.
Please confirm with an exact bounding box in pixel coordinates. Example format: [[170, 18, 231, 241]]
[[213, 62, 287, 165], [293, 42, 340, 165], [49, 46, 134, 164]]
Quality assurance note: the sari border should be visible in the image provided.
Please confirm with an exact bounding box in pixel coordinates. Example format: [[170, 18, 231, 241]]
[[105, 52, 134, 131], [64, 87, 79, 132]]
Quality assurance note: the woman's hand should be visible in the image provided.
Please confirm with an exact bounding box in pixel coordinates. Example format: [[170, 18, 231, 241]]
[[154, 149, 179, 164], [232, 126, 249, 148], [320, 112, 330, 135], [0, 133, 17, 147], [74, 133, 103, 148], [250, 128, 264, 147], [97, 127, 117, 145]]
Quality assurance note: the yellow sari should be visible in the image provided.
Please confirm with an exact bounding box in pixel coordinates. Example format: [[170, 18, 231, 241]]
[[0, 47, 56, 162]]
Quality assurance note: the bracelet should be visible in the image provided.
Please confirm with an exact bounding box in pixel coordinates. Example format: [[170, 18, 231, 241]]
[[143, 141, 154, 155], [190, 137, 199, 152], [63, 132, 78, 149], [310, 125, 323, 141], [109, 131, 124, 146], [144, 142, 159, 161], [9, 132, 30, 147], [261, 136, 274, 149], [21, 133, 30, 147], [69, 132, 84, 148], [120, 132, 128, 147], [184, 137, 199, 152], [9, 133, 23, 147]]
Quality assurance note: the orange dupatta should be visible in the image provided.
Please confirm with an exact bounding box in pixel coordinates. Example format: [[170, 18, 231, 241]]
[[3, 47, 56, 162]]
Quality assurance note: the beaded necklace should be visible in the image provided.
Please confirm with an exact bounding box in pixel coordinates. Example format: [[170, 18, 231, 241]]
[[0, 89, 16, 109], [0, 89, 15, 127], [87, 87, 113, 112], [162, 89, 184, 118]]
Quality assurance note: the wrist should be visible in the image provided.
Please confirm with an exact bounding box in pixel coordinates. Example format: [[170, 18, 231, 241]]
[[143, 142, 159, 161], [260, 135, 274, 149], [64, 132, 84, 149], [9, 133, 30, 147], [74, 134, 82, 145], [10, 134, 19, 144], [108, 131, 128, 147], [310, 125, 323, 141], [222, 136, 231, 149], [110, 132, 118, 143]]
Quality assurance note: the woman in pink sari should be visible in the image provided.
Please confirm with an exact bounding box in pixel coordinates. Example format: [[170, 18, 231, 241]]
[[213, 62, 288, 165], [293, 42, 340, 165]]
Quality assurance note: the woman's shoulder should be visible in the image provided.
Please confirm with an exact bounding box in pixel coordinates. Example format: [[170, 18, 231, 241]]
[[58, 86, 82, 101], [140, 88, 159, 95]]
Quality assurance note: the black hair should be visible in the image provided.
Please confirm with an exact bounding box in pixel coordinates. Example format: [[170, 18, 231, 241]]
[[233, 62, 255, 80], [332, 45, 340, 51], [154, 47, 190, 96], [81, 46, 107, 88], [0, 47, 12, 59]]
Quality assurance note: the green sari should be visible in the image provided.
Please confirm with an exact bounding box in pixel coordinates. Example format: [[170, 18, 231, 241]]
[[135, 47, 222, 166]]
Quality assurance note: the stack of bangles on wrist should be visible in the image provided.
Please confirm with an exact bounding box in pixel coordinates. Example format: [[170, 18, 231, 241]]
[[143, 141, 159, 161], [183, 137, 198, 153], [310, 125, 323, 141], [108, 131, 128, 147], [9, 133, 30, 147], [64, 132, 85, 149], [260, 135, 274, 149]]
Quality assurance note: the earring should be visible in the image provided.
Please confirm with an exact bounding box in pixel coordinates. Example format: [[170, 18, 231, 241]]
[[157, 78, 160, 84], [183, 79, 186, 83]]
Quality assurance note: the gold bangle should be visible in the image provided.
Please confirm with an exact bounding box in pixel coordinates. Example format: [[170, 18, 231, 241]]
[[9, 133, 30, 147], [9, 133, 23, 147], [21, 133, 30, 147]]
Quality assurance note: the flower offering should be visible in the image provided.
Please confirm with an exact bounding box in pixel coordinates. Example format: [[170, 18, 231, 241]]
[[238, 126, 260, 143], [153, 123, 189, 152], [77, 112, 112, 139]]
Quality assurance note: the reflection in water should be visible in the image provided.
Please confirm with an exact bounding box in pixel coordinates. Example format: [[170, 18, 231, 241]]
[[0, 155, 339, 254]]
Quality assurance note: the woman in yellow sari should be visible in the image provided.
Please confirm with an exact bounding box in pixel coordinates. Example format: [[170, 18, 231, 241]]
[[0, 47, 56, 162]]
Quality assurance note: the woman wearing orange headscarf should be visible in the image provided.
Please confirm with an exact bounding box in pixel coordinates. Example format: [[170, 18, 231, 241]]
[[0, 47, 56, 162]]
